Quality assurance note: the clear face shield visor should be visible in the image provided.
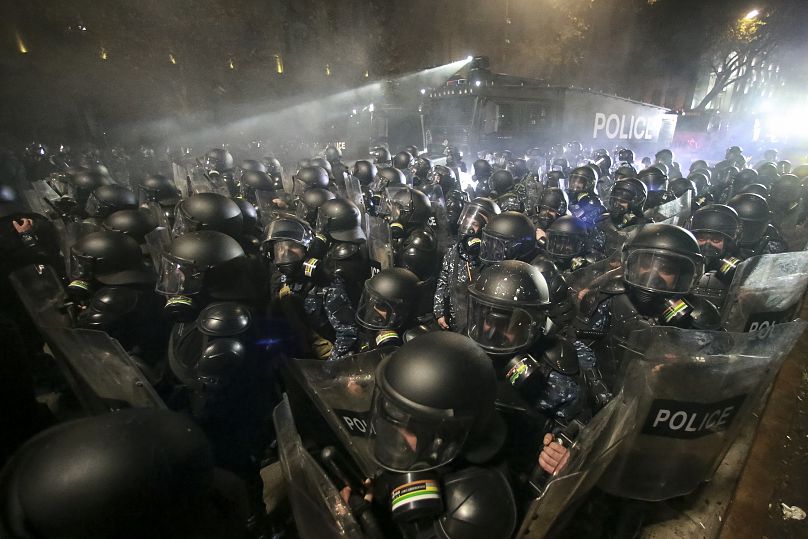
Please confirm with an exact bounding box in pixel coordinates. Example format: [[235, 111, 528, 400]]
[[623, 249, 700, 294], [466, 297, 544, 354]]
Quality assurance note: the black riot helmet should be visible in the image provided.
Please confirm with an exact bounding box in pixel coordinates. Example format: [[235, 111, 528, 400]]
[[614, 164, 638, 181], [264, 156, 283, 176], [433, 467, 517, 539], [371, 332, 503, 472], [496, 192, 524, 213], [690, 159, 709, 173], [608, 177, 647, 216], [241, 170, 277, 205], [294, 165, 329, 195], [355, 267, 420, 331], [405, 145, 421, 158], [240, 159, 267, 173], [68, 168, 110, 203], [755, 161, 779, 186], [545, 215, 588, 260], [535, 187, 569, 230], [370, 146, 392, 164], [726, 146, 744, 160], [687, 204, 741, 262], [457, 197, 500, 238], [295, 187, 336, 227], [156, 230, 246, 298], [617, 148, 635, 164], [0, 409, 238, 539], [372, 166, 407, 194], [430, 165, 458, 193], [390, 186, 432, 226], [261, 215, 313, 275], [472, 159, 492, 180], [410, 156, 433, 182], [69, 231, 154, 286], [566, 166, 596, 198], [622, 224, 704, 299], [138, 174, 180, 206], [550, 157, 569, 174], [638, 165, 669, 208], [763, 149, 778, 162], [203, 148, 234, 173], [103, 209, 158, 243], [310, 158, 333, 180], [393, 151, 414, 171], [467, 260, 550, 355], [687, 171, 711, 196], [325, 144, 342, 164], [777, 160, 792, 175], [232, 198, 259, 234], [734, 168, 759, 191], [172, 192, 243, 238], [738, 183, 769, 198], [489, 169, 515, 196], [316, 198, 365, 242], [85, 184, 138, 218], [728, 193, 772, 246], [352, 160, 378, 186], [669, 177, 696, 199], [770, 174, 803, 212], [479, 211, 537, 264]]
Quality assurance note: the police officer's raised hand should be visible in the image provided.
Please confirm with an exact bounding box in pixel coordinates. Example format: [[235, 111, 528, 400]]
[[437, 316, 449, 330], [539, 433, 570, 475]]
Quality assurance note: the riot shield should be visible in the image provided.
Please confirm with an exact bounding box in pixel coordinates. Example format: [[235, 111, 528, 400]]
[[598, 320, 807, 501], [60, 220, 101, 275], [421, 184, 452, 255], [145, 226, 173, 273], [364, 215, 393, 275], [517, 174, 544, 217], [516, 391, 637, 538], [290, 349, 394, 477], [31, 179, 64, 217], [45, 327, 167, 413], [643, 192, 692, 225], [9, 264, 73, 329], [344, 175, 366, 215], [274, 396, 364, 539], [721, 252, 808, 332]]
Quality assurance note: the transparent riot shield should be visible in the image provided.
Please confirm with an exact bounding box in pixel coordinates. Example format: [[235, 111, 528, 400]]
[[517, 175, 544, 217], [598, 320, 807, 501], [9, 264, 73, 329], [188, 166, 230, 197], [364, 216, 393, 276], [45, 327, 167, 413], [344, 175, 366, 215], [421, 184, 452, 255], [31, 179, 64, 218], [145, 226, 173, 273], [62, 220, 102, 275], [516, 391, 637, 538], [274, 396, 364, 539], [290, 349, 393, 477], [721, 252, 808, 332], [21, 188, 49, 216], [644, 192, 692, 225]]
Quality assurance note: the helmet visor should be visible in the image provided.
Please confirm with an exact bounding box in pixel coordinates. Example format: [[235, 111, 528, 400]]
[[546, 232, 585, 258], [269, 239, 307, 265], [738, 219, 768, 245], [479, 231, 508, 263], [623, 250, 699, 294], [171, 206, 197, 237], [156, 255, 205, 296], [457, 204, 490, 237], [467, 296, 541, 354], [356, 288, 405, 330], [370, 387, 472, 472], [69, 253, 95, 281]]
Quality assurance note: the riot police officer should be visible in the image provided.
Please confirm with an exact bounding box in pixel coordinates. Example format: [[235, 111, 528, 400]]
[[534, 187, 569, 235], [355, 267, 421, 350], [315, 198, 371, 306], [728, 193, 786, 257], [388, 187, 439, 282], [84, 184, 138, 222], [542, 215, 595, 273], [262, 215, 357, 360], [435, 197, 501, 332], [325, 145, 349, 180], [370, 146, 392, 166], [566, 166, 605, 227], [295, 187, 336, 229], [136, 173, 181, 227], [579, 224, 720, 387], [489, 169, 516, 199], [203, 148, 237, 197], [686, 204, 744, 312], [472, 158, 493, 197], [638, 165, 671, 212], [479, 211, 538, 264], [410, 156, 432, 187], [172, 192, 243, 240]]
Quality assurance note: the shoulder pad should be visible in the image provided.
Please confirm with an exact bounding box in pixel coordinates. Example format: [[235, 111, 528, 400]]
[[197, 301, 252, 337], [89, 286, 140, 317], [596, 267, 626, 295], [765, 223, 783, 241], [403, 324, 435, 342], [328, 241, 360, 260], [541, 337, 580, 376]]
